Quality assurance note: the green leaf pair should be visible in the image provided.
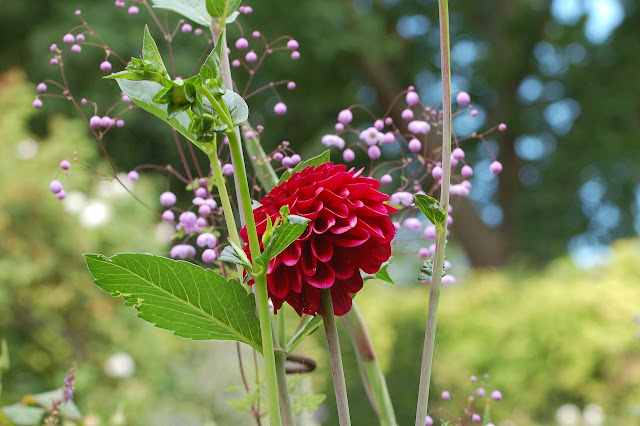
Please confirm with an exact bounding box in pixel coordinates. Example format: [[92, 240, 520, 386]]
[[105, 26, 247, 145], [418, 255, 447, 282]]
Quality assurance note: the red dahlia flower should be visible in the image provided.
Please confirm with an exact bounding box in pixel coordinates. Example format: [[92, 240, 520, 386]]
[[242, 163, 397, 316]]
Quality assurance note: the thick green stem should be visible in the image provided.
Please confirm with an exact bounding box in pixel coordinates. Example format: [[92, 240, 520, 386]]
[[275, 350, 296, 425], [201, 86, 281, 425], [253, 273, 282, 426], [341, 304, 396, 426], [321, 290, 351, 426], [415, 1, 452, 425]]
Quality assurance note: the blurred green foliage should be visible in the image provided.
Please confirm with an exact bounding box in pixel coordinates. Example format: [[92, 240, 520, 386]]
[[0, 70, 261, 425]]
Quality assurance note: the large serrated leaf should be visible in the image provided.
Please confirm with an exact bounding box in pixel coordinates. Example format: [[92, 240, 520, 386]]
[[277, 150, 331, 184], [116, 79, 205, 152], [84, 253, 262, 352], [414, 193, 446, 226]]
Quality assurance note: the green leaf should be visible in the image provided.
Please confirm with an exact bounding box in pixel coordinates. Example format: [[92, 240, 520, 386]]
[[151, 76, 200, 119], [1, 405, 45, 425], [418, 255, 446, 282], [362, 259, 394, 285], [84, 253, 262, 351], [286, 315, 322, 354], [103, 69, 147, 81], [221, 90, 249, 126], [152, 0, 210, 26], [219, 242, 252, 271], [206, 0, 241, 19], [116, 79, 205, 152], [29, 389, 82, 420], [255, 208, 310, 269], [277, 150, 331, 185], [142, 25, 169, 77], [152, 0, 240, 24], [414, 193, 446, 226], [201, 32, 225, 82]]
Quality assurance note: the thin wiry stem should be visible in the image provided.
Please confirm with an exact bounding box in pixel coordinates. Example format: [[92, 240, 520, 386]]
[[415, 1, 452, 425]]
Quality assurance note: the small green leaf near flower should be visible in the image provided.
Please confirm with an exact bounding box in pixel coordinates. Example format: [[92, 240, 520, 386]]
[[277, 150, 331, 185], [414, 193, 446, 226]]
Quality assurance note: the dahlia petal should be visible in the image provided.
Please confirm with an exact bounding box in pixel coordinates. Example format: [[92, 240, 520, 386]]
[[300, 284, 321, 315], [267, 255, 282, 273], [331, 226, 370, 247], [357, 202, 392, 217], [305, 262, 335, 288], [301, 245, 318, 276], [312, 211, 337, 234], [357, 218, 385, 239], [345, 183, 387, 201], [267, 265, 291, 298], [358, 241, 392, 273], [316, 188, 349, 217], [281, 242, 301, 266], [329, 285, 353, 316], [311, 234, 334, 262], [330, 215, 358, 234], [338, 271, 364, 293], [330, 248, 357, 279]]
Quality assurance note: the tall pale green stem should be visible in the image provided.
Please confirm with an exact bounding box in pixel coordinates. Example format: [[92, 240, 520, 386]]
[[415, 1, 452, 425], [340, 304, 396, 426], [321, 290, 351, 426]]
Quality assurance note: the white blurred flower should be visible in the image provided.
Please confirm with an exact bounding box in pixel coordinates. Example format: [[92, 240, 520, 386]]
[[95, 173, 130, 200], [583, 403, 604, 426], [63, 191, 88, 214], [80, 199, 112, 228], [15, 138, 38, 160], [154, 222, 175, 243], [104, 352, 135, 378], [556, 403, 581, 426]]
